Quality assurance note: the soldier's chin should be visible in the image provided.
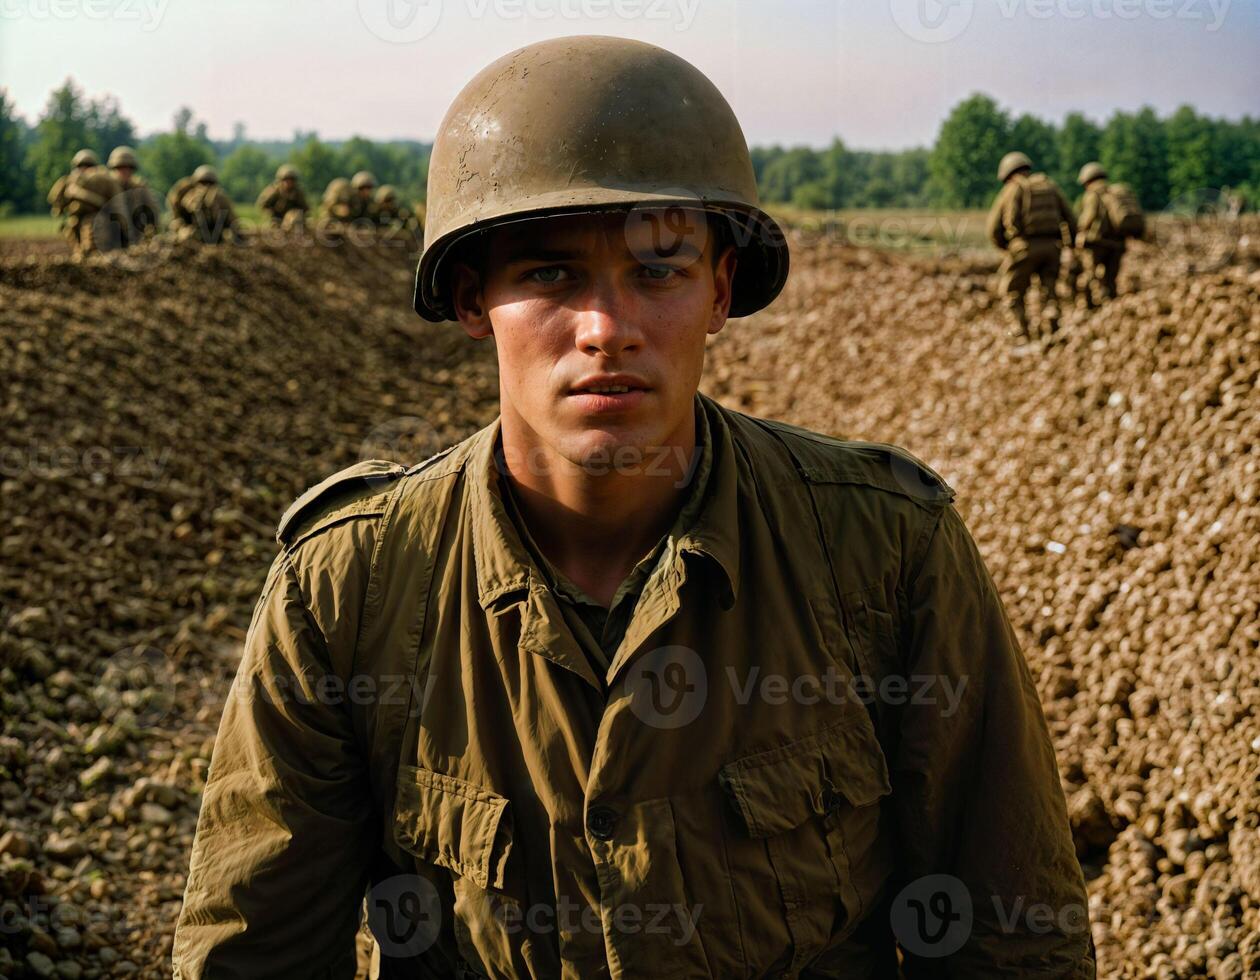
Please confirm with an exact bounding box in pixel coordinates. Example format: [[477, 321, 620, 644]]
[[566, 430, 656, 477]]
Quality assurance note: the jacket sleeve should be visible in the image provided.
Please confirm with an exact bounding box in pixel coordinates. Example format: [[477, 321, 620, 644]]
[[172, 552, 375, 979], [892, 505, 1095, 978], [1076, 190, 1099, 245], [985, 190, 1008, 250], [1057, 187, 1078, 244]]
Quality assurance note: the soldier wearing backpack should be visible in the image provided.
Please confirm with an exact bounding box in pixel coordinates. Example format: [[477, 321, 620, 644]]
[[1075, 162, 1144, 308], [47, 149, 124, 258], [986, 152, 1077, 343]]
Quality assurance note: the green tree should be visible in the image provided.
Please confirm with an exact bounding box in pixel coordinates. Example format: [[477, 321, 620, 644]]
[[929, 93, 1011, 207], [0, 89, 36, 213], [1165, 105, 1217, 200], [759, 147, 823, 205], [1055, 112, 1102, 191], [1009, 113, 1059, 181], [1101, 106, 1169, 209], [26, 79, 93, 205], [86, 94, 136, 157], [221, 145, 276, 204], [290, 136, 340, 199], [890, 148, 931, 205], [140, 108, 216, 195], [750, 145, 785, 186]]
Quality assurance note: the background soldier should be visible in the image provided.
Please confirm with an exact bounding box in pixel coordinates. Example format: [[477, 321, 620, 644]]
[[1076, 162, 1144, 308], [371, 184, 423, 244], [108, 145, 160, 247], [166, 170, 199, 234], [256, 163, 308, 229], [316, 176, 353, 237], [171, 165, 241, 244], [987, 151, 1077, 343], [47, 149, 122, 257], [348, 170, 377, 221]]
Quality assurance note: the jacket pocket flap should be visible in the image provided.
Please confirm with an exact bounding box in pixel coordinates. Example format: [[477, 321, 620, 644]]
[[718, 716, 891, 839], [394, 766, 513, 890]]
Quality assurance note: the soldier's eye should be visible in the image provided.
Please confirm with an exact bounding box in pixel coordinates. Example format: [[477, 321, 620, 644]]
[[640, 264, 679, 281], [528, 266, 570, 284]]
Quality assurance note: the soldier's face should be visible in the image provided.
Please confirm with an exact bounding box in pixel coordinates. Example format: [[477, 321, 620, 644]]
[[116, 166, 135, 186], [452, 210, 736, 472]]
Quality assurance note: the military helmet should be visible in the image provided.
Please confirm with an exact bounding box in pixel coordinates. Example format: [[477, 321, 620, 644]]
[[72, 149, 99, 168], [351, 170, 377, 190], [376, 185, 398, 203], [193, 164, 218, 184], [1077, 161, 1107, 186], [276, 164, 299, 181], [413, 36, 789, 323], [997, 151, 1033, 182], [108, 146, 138, 169]]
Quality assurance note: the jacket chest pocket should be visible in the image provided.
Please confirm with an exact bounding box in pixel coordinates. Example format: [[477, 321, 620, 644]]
[[393, 766, 518, 976], [717, 715, 894, 977]]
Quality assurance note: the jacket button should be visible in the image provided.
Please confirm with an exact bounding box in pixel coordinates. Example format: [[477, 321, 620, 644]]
[[586, 805, 618, 841]]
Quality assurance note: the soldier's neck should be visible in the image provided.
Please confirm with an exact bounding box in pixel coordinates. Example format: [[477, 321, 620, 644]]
[[497, 412, 696, 606]]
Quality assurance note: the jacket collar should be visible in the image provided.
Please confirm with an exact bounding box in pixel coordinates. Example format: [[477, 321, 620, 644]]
[[466, 393, 741, 612]]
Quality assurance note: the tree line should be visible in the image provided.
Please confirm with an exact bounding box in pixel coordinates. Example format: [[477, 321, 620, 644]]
[[2, 81, 1258, 217]]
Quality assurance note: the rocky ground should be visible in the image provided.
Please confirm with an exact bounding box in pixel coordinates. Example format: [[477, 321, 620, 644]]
[[0, 221, 1257, 978]]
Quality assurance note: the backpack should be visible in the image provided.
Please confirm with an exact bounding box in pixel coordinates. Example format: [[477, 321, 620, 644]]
[[1016, 173, 1064, 240], [1103, 184, 1146, 239]]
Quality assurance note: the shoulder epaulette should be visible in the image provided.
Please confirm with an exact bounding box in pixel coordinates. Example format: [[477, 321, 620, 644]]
[[747, 415, 956, 505], [276, 459, 406, 546]]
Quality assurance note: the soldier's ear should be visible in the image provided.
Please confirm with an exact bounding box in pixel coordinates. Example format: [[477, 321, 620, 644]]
[[708, 245, 737, 336], [451, 263, 493, 339]]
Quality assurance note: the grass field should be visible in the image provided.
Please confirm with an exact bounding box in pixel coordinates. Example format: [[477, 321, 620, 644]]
[[768, 206, 991, 253], [0, 203, 269, 239]]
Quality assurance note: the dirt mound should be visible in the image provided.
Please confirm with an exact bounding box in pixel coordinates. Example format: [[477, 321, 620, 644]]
[[0, 229, 1256, 978], [703, 237, 1260, 978], [0, 238, 498, 977]]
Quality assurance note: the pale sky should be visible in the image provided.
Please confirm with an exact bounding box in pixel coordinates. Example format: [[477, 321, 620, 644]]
[[2, 0, 1257, 148]]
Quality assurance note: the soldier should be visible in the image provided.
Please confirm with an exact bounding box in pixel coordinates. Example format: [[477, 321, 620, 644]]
[[372, 184, 423, 244], [47, 149, 122, 257], [107, 146, 161, 247], [1076, 162, 1143, 308], [256, 163, 308, 229], [318, 173, 377, 239], [349, 169, 377, 220], [170, 165, 241, 244], [175, 37, 1095, 978], [986, 151, 1077, 342], [166, 170, 200, 234]]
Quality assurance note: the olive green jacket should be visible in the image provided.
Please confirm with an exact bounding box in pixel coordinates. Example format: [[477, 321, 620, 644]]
[[1076, 185, 1126, 251], [257, 181, 310, 223], [987, 173, 1078, 253], [173, 394, 1094, 979]]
